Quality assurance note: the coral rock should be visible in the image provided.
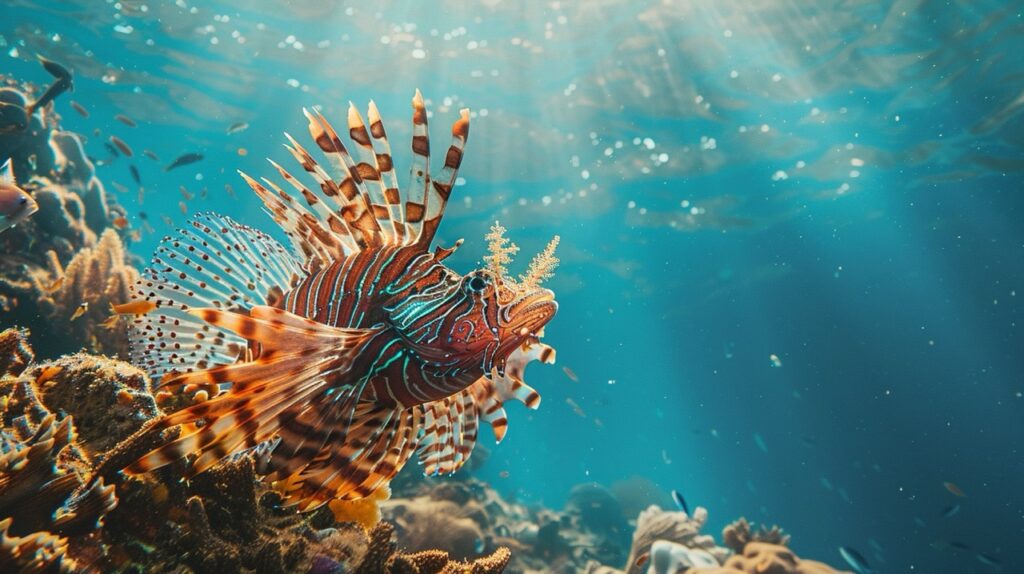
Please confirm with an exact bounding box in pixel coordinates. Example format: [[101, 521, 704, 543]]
[[696, 542, 847, 574], [721, 518, 791, 554], [624, 506, 729, 574], [0, 328, 33, 377], [0, 517, 72, 574]]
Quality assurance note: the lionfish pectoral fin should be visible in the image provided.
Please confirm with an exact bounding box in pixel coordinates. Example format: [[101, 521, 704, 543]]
[[270, 402, 423, 506], [125, 306, 381, 478], [414, 341, 555, 477]]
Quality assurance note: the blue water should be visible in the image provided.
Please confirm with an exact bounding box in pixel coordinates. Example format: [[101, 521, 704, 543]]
[[4, 1, 1023, 571]]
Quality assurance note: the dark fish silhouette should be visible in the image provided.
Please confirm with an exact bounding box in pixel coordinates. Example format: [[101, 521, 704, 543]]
[[129, 165, 141, 185], [143, 149, 159, 161], [942, 503, 961, 517], [26, 55, 73, 117], [110, 136, 133, 157], [115, 114, 137, 127], [671, 489, 690, 515], [104, 142, 120, 158], [976, 552, 1002, 569], [226, 121, 249, 134], [164, 152, 204, 171]]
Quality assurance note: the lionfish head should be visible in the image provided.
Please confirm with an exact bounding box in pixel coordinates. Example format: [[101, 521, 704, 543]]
[[392, 222, 559, 374]]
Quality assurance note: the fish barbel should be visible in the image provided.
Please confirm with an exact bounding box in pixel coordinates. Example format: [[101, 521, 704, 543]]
[[122, 91, 561, 510]]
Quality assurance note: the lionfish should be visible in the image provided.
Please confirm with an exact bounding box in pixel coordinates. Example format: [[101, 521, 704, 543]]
[[121, 91, 560, 509]]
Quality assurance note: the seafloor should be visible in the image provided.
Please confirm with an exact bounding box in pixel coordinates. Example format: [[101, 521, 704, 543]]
[[0, 71, 853, 574]]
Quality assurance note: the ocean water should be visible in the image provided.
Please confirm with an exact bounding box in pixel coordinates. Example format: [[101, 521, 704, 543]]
[[3, 1, 1023, 572]]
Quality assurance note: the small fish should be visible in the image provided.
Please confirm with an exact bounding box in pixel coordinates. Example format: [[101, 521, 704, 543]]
[[110, 135, 134, 157], [111, 181, 130, 194], [944, 481, 966, 497], [224, 183, 237, 198], [562, 365, 578, 382], [115, 114, 137, 127], [111, 300, 157, 316], [35, 365, 63, 385], [237, 147, 248, 156], [226, 121, 249, 134], [0, 159, 39, 234], [634, 552, 650, 568], [70, 302, 89, 321], [199, 186, 208, 199], [161, 215, 173, 226], [44, 275, 64, 294], [947, 541, 971, 551], [942, 503, 961, 517], [143, 149, 159, 161], [26, 55, 73, 117], [566, 397, 586, 418], [38, 55, 72, 81], [753, 432, 768, 453], [671, 489, 690, 515], [769, 353, 783, 367], [113, 216, 129, 229], [498, 470, 510, 478], [128, 229, 142, 242], [838, 546, 874, 574], [101, 314, 122, 329], [164, 152, 204, 171], [104, 142, 121, 158], [178, 201, 188, 215], [139, 212, 148, 220], [130, 164, 141, 185], [976, 552, 1002, 568], [70, 100, 89, 118], [179, 186, 194, 201]]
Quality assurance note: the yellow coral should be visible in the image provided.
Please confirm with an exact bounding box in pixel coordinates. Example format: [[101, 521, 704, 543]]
[[518, 235, 559, 289], [35, 228, 138, 355], [483, 221, 519, 281], [328, 483, 392, 530]]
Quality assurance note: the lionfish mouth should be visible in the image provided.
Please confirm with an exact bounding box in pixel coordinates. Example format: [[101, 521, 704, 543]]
[[506, 288, 558, 339]]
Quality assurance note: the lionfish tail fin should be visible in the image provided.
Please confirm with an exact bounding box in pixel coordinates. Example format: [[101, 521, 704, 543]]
[[126, 306, 380, 478], [240, 92, 469, 271], [415, 339, 555, 476]]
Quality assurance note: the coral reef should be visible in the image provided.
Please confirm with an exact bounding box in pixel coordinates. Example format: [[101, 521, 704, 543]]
[[34, 228, 138, 358], [622, 506, 730, 574], [0, 73, 131, 359], [0, 325, 856, 574]]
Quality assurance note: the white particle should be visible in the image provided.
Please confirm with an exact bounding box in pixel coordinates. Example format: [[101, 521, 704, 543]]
[[411, 48, 426, 59]]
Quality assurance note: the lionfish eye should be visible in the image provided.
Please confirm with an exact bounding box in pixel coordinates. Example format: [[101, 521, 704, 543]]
[[468, 276, 487, 291], [18, 196, 27, 205]]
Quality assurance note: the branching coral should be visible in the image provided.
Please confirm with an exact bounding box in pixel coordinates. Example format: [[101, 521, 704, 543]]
[[35, 228, 138, 356], [519, 235, 560, 289], [721, 518, 791, 554], [484, 221, 519, 280]]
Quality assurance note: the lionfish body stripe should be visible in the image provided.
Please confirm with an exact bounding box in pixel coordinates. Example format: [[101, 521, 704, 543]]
[[124, 91, 559, 507]]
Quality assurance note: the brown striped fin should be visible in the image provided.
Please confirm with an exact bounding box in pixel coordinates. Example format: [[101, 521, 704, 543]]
[[405, 89, 430, 243], [414, 339, 556, 475], [125, 306, 379, 478], [347, 103, 397, 244], [417, 107, 469, 248], [272, 404, 422, 507], [367, 100, 405, 241], [302, 108, 383, 248]]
